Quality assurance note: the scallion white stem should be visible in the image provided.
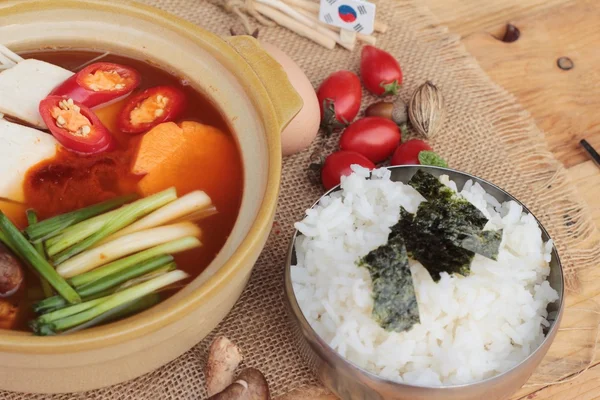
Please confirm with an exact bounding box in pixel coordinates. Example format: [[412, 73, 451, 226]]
[[50, 188, 177, 263], [69, 236, 200, 287], [97, 191, 211, 245], [56, 222, 201, 278]]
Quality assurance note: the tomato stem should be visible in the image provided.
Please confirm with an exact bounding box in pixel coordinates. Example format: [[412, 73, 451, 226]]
[[380, 80, 401, 97], [320, 99, 347, 136]]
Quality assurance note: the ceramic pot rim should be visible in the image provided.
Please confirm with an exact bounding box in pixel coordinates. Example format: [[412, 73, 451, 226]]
[[0, 0, 282, 353]]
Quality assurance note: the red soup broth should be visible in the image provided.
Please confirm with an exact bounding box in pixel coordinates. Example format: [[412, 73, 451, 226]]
[[2, 51, 244, 331]]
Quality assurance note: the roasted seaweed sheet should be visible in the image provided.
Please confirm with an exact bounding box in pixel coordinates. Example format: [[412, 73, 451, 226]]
[[459, 230, 503, 260], [360, 235, 420, 333], [395, 170, 502, 281], [409, 169, 488, 230], [357, 170, 502, 332], [393, 207, 475, 280]]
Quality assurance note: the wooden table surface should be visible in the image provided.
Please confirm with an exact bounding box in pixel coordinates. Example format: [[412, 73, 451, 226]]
[[418, 0, 600, 398]]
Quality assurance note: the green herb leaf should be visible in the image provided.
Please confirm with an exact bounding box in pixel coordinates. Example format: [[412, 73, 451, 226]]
[[418, 151, 448, 168]]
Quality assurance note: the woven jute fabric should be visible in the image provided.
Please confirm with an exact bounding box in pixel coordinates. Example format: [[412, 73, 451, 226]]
[[3, 0, 599, 398]]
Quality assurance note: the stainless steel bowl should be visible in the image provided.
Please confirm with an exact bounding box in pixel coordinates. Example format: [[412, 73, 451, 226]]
[[284, 165, 564, 400]]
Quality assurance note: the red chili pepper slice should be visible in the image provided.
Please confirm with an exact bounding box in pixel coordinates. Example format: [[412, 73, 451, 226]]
[[50, 62, 141, 108], [117, 86, 187, 134], [39, 96, 115, 154]]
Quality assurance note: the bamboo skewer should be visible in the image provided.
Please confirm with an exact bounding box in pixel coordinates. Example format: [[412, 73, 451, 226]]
[[339, 29, 357, 49], [255, 0, 354, 50], [254, 3, 336, 49], [280, 0, 319, 12], [227, 0, 386, 50], [256, 0, 318, 27]]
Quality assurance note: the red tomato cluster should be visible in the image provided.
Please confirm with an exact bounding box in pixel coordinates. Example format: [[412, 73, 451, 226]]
[[40, 62, 187, 155], [316, 46, 444, 191]]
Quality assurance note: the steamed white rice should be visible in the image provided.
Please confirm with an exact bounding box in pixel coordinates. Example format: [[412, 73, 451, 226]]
[[291, 166, 559, 386]]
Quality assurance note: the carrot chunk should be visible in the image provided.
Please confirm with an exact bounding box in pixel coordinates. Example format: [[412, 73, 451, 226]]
[[131, 122, 185, 176], [137, 121, 242, 205]]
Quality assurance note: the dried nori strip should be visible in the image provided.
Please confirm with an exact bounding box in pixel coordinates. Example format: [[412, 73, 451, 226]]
[[408, 170, 488, 230], [357, 171, 503, 331], [459, 230, 503, 260], [395, 170, 503, 280], [359, 235, 420, 333], [408, 169, 455, 202], [395, 207, 474, 281]]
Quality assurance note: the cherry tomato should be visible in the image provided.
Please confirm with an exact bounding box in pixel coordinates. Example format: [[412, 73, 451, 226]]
[[39, 96, 115, 154], [321, 151, 375, 190], [117, 86, 187, 134], [390, 139, 433, 166], [339, 117, 401, 163], [50, 62, 141, 108], [317, 70, 362, 132], [360, 46, 403, 96]]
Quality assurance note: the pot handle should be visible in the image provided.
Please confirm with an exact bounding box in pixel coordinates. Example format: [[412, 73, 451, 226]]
[[225, 35, 303, 132]]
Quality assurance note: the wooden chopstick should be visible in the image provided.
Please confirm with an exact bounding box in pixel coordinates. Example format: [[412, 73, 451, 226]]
[[580, 139, 600, 167]]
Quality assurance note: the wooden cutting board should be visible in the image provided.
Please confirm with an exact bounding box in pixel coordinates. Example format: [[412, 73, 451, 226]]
[[419, 0, 600, 398]]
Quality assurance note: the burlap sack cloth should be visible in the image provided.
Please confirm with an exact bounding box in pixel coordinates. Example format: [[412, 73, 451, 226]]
[[4, 0, 600, 398]]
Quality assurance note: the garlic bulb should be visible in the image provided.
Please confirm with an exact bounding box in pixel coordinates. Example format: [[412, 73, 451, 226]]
[[408, 81, 446, 139]]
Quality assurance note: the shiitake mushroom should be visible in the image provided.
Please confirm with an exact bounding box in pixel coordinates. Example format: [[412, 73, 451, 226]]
[[208, 368, 269, 400], [0, 242, 24, 297]]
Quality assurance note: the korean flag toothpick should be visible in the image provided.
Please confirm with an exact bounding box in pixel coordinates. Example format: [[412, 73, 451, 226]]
[[319, 0, 376, 35], [223, 0, 388, 50]]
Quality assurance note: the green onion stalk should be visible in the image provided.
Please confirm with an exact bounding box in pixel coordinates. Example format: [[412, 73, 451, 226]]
[[61, 293, 161, 334], [69, 236, 198, 288], [26, 210, 54, 298], [32, 269, 189, 336], [0, 230, 19, 258], [0, 212, 80, 304], [50, 188, 177, 264], [45, 209, 122, 255], [113, 264, 176, 291], [34, 256, 175, 314], [25, 194, 137, 243]]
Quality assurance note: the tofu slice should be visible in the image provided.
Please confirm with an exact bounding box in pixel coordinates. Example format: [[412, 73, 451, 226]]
[[0, 59, 73, 129], [0, 118, 59, 203]]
